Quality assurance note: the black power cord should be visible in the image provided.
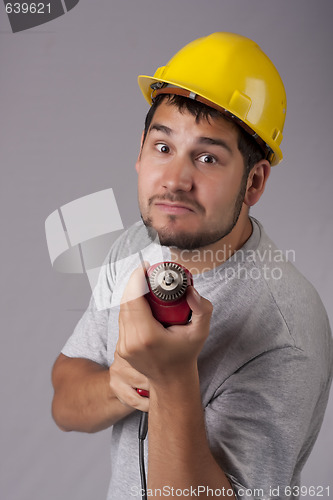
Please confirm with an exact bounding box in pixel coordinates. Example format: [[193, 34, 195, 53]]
[[138, 411, 149, 500]]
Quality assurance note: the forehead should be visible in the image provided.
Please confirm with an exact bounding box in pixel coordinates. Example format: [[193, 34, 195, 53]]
[[149, 101, 239, 142]]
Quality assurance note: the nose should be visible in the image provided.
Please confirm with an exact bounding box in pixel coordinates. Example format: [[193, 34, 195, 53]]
[[161, 156, 193, 193]]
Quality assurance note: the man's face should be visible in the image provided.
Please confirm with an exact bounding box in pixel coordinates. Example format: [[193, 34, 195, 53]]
[[136, 101, 248, 250]]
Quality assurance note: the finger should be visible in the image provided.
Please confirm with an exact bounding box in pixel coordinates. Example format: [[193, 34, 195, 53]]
[[118, 386, 150, 412], [113, 350, 150, 390], [110, 367, 150, 411], [186, 286, 213, 328]]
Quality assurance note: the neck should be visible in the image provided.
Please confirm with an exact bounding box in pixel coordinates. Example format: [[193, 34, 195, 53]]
[[170, 213, 253, 275]]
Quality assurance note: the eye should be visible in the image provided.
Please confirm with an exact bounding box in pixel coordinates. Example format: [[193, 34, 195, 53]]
[[156, 143, 170, 154], [197, 154, 217, 164]]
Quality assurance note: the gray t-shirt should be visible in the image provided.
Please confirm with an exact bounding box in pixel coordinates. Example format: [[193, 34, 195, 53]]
[[62, 218, 333, 500]]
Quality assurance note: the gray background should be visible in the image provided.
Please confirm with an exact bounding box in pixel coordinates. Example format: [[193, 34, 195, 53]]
[[1, 1, 332, 499]]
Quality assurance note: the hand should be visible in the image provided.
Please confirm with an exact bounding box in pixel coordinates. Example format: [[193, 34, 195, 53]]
[[109, 350, 150, 413], [117, 264, 213, 386]]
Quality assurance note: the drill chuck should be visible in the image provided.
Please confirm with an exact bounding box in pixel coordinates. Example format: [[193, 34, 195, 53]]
[[146, 262, 193, 326]]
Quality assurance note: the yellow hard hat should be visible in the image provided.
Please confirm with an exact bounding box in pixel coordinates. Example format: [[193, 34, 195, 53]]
[[138, 32, 287, 165]]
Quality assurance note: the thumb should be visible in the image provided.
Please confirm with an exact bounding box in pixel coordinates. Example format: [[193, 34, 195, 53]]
[[120, 261, 150, 306], [186, 286, 213, 328]]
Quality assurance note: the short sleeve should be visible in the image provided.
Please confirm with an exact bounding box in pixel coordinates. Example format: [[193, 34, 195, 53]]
[[61, 259, 113, 367], [204, 346, 328, 499]]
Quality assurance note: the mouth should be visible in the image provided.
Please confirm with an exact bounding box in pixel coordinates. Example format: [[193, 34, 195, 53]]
[[154, 201, 196, 215]]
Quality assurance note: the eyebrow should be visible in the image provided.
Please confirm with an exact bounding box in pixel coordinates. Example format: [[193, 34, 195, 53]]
[[149, 123, 173, 136], [149, 123, 233, 154], [198, 136, 233, 154]]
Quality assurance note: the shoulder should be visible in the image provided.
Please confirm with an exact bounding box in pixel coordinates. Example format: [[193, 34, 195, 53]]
[[254, 219, 329, 326], [199, 219, 332, 403], [107, 221, 151, 263], [250, 219, 332, 367]]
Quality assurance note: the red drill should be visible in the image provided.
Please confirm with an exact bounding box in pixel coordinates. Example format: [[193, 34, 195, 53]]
[[136, 261, 193, 398]]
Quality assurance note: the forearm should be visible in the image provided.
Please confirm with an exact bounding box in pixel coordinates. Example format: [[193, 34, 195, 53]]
[[117, 273, 227, 495], [147, 365, 235, 498], [52, 354, 133, 433]]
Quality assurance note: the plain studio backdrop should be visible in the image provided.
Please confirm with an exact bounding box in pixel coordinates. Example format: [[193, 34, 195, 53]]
[[1, 1, 332, 499]]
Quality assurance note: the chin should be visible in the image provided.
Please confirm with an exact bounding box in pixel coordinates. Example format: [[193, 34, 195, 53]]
[[144, 222, 226, 251]]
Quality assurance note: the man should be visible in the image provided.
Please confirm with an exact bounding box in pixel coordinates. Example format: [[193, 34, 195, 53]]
[[52, 33, 332, 499]]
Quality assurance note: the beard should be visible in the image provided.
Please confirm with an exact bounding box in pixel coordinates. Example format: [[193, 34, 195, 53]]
[[140, 172, 248, 251]]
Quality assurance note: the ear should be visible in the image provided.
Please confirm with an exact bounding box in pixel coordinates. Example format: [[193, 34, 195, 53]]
[[243, 159, 271, 207], [135, 131, 145, 174]]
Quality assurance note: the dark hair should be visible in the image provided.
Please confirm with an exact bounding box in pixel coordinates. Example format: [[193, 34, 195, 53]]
[[142, 94, 265, 175]]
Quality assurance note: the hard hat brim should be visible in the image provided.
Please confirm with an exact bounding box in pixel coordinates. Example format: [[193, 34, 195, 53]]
[[138, 74, 283, 166]]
